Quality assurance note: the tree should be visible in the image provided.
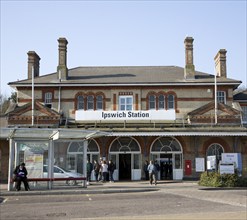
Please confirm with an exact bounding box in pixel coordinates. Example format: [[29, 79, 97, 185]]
[[0, 92, 17, 115]]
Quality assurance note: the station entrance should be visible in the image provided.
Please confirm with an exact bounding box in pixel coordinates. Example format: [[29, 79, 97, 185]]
[[150, 137, 183, 180]]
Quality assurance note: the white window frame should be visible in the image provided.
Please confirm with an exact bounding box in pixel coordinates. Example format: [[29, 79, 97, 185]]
[[77, 95, 84, 110], [149, 95, 156, 110], [44, 92, 52, 108], [242, 106, 247, 124], [168, 94, 174, 109], [158, 94, 165, 109], [87, 95, 94, 110], [217, 91, 226, 104], [119, 96, 133, 111], [96, 95, 103, 110]]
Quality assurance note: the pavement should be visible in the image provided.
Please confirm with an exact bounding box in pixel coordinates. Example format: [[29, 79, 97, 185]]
[[0, 180, 246, 209], [1, 180, 246, 220]]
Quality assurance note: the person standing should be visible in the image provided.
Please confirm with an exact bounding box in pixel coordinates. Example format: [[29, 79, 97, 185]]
[[93, 160, 100, 182], [86, 160, 93, 185], [101, 160, 108, 182], [143, 160, 149, 180], [13, 162, 30, 191], [98, 158, 103, 181], [108, 160, 115, 182], [154, 160, 160, 182], [147, 160, 157, 185]]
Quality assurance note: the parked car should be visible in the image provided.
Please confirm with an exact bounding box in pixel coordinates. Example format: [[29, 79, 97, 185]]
[[43, 165, 83, 186]]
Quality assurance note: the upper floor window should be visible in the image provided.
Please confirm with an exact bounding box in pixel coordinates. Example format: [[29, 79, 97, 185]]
[[158, 95, 165, 109], [96, 95, 103, 110], [168, 94, 174, 109], [149, 95, 156, 110], [87, 95, 94, 110], [242, 106, 247, 124], [217, 91, 226, 104], [77, 95, 84, 110], [119, 96, 133, 111], [44, 92, 52, 108]]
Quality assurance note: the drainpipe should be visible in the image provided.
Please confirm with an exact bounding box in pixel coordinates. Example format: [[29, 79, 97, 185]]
[[58, 86, 61, 113]]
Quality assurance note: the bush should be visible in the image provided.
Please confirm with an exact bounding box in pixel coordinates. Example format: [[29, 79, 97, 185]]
[[198, 171, 247, 187]]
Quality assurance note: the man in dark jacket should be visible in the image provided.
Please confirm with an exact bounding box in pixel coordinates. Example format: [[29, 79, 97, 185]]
[[86, 160, 93, 185], [108, 160, 116, 182], [13, 162, 30, 191]]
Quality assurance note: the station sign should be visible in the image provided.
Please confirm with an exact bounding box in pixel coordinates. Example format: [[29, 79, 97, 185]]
[[75, 110, 176, 121]]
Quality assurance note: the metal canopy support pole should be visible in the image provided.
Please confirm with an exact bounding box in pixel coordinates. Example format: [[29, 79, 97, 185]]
[[83, 139, 88, 188], [8, 139, 15, 191], [48, 140, 54, 190]]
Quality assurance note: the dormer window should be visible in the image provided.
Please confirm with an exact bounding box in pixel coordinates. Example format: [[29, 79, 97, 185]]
[[44, 92, 52, 108]]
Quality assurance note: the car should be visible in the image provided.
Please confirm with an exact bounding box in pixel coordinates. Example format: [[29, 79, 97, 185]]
[[43, 165, 83, 186]]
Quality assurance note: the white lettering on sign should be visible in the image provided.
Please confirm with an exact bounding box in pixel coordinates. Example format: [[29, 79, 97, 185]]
[[75, 110, 176, 121]]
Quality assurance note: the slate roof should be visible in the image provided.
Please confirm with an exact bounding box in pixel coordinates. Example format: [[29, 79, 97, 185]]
[[8, 66, 241, 87], [233, 90, 247, 101]]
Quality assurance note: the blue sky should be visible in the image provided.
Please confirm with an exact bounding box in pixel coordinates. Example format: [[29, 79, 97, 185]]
[[1, 0, 246, 96]]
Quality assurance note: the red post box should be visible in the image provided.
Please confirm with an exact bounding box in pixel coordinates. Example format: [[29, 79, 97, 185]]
[[185, 160, 192, 175]]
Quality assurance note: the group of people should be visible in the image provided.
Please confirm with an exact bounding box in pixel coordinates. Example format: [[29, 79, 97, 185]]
[[86, 158, 116, 184]]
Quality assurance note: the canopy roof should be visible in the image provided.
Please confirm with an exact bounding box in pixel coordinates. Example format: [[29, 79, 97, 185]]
[[0, 128, 109, 141]]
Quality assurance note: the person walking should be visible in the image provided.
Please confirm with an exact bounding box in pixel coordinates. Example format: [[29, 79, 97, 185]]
[[93, 160, 100, 182], [147, 160, 157, 185], [108, 160, 116, 182], [13, 162, 30, 191]]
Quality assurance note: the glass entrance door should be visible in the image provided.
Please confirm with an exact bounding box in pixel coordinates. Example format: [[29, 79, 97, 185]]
[[160, 154, 173, 180], [119, 154, 131, 180]]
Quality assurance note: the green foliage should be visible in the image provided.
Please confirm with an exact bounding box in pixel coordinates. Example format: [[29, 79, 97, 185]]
[[198, 171, 246, 187], [0, 92, 17, 114]]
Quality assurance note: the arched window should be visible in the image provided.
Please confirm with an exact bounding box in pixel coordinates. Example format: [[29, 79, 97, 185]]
[[77, 95, 84, 110], [96, 95, 103, 110], [151, 137, 182, 152], [110, 137, 140, 152], [68, 140, 99, 153], [158, 95, 165, 109], [87, 95, 94, 110], [149, 95, 156, 110], [167, 94, 174, 109], [206, 143, 224, 164]]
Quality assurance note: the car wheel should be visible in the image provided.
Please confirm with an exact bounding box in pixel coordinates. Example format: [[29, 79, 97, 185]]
[[66, 179, 77, 186]]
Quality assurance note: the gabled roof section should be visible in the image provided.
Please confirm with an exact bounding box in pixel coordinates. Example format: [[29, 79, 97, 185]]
[[7, 101, 61, 126], [8, 101, 59, 117], [188, 101, 240, 116]]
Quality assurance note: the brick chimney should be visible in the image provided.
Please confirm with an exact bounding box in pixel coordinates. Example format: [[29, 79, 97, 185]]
[[214, 49, 227, 78], [184, 37, 195, 79], [27, 51, 40, 79], [57, 37, 68, 81]]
